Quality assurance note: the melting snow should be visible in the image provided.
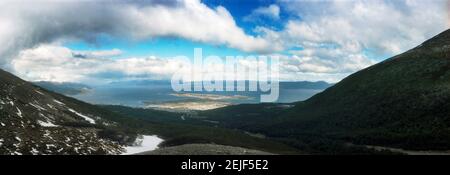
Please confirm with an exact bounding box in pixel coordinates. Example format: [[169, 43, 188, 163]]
[[122, 135, 164, 155], [53, 100, 65, 106], [29, 103, 46, 111], [43, 130, 51, 137], [13, 143, 20, 148], [35, 90, 45, 95], [37, 120, 59, 127], [46, 144, 56, 150], [47, 104, 55, 109], [16, 107, 23, 118], [68, 108, 96, 124], [31, 148, 39, 155]]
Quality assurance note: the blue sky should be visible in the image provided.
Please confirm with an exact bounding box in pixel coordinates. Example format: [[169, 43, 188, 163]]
[[63, 0, 284, 59], [64, 34, 253, 59], [1, 0, 448, 83]]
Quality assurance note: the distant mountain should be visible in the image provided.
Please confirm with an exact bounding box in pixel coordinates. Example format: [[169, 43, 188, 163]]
[[0, 69, 302, 155], [33, 81, 91, 95], [279, 81, 333, 90], [107, 79, 332, 89], [0, 69, 137, 155], [201, 29, 450, 152], [107, 80, 172, 87]]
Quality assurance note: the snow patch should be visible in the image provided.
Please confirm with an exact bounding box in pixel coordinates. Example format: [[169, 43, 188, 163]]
[[38, 113, 55, 122], [29, 103, 46, 111], [31, 148, 39, 155], [37, 120, 59, 127], [46, 144, 56, 150], [46, 104, 55, 109], [53, 100, 65, 106], [35, 90, 45, 95], [68, 108, 96, 124], [122, 135, 164, 155], [16, 107, 23, 118]]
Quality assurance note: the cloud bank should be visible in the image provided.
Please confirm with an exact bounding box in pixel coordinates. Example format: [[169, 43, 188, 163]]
[[0, 0, 278, 67], [277, 0, 448, 55], [244, 4, 281, 22], [1, 0, 449, 83]]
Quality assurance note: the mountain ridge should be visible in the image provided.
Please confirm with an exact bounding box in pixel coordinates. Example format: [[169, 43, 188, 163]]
[[0, 68, 134, 155], [200, 28, 450, 151]]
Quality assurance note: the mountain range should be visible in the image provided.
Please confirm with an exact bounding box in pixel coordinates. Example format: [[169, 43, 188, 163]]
[[33, 81, 91, 96], [1, 29, 449, 154], [0, 69, 300, 155]]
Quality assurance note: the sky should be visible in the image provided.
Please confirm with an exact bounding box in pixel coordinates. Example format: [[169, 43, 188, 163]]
[[0, 0, 449, 84]]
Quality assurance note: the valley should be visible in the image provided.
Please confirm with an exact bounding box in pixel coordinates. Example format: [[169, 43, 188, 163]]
[[1, 29, 450, 155]]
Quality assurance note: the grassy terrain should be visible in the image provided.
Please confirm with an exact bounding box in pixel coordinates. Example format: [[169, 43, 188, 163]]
[[198, 29, 450, 152], [97, 105, 302, 154], [139, 144, 274, 155], [28, 29, 450, 154]]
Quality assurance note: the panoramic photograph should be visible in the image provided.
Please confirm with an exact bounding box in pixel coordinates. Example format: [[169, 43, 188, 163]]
[[1, 0, 450, 163]]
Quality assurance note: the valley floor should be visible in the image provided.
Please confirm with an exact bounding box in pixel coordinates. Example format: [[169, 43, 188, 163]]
[[137, 144, 274, 155]]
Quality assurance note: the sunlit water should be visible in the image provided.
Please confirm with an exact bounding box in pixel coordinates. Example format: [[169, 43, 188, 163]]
[[71, 84, 325, 109]]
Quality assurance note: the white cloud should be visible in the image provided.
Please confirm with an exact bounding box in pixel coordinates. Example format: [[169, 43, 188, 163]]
[[254, 0, 449, 81], [0, 0, 278, 68], [12, 44, 345, 83], [283, 49, 375, 74], [11, 45, 184, 83], [278, 0, 449, 55], [244, 4, 281, 21], [10, 45, 257, 83], [2, 0, 449, 83], [72, 49, 123, 58]]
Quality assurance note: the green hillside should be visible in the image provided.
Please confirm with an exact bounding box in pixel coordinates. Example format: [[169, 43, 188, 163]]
[[200, 29, 450, 152]]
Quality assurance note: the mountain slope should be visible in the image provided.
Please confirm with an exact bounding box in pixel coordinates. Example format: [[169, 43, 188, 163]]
[[0, 69, 131, 155], [282, 29, 450, 149], [201, 29, 450, 151]]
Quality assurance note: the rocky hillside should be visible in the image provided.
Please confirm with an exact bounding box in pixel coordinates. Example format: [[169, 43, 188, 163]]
[[0, 69, 129, 155]]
